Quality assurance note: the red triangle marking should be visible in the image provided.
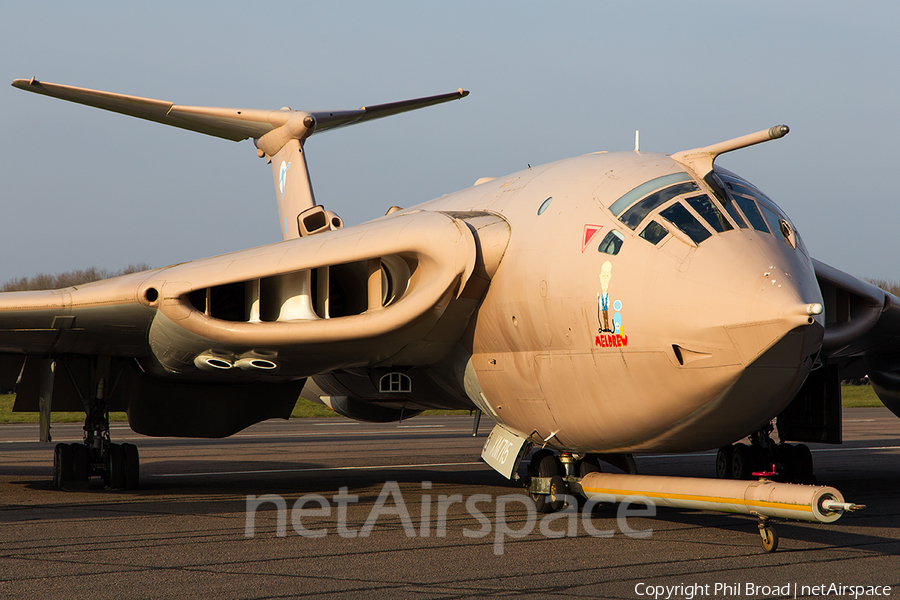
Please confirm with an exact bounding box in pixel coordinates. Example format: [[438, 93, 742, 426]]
[[582, 224, 603, 252]]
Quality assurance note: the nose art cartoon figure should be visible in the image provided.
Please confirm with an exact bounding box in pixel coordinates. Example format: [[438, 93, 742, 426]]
[[598, 261, 612, 333]]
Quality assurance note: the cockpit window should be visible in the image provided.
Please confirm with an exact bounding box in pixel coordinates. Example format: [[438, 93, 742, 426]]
[[659, 203, 711, 244], [608, 172, 693, 216], [721, 174, 805, 251], [598, 229, 625, 255], [732, 195, 769, 232], [716, 171, 808, 253], [758, 204, 788, 242], [720, 197, 747, 228], [756, 196, 804, 252], [685, 195, 733, 233], [639, 220, 669, 245], [618, 181, 700, 230]]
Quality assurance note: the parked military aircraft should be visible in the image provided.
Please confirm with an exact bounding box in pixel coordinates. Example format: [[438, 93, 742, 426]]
[[6, 78, 896, 551]]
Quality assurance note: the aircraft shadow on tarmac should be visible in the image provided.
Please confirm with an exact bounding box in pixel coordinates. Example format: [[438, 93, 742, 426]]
[[618, 503, 900, 555], [8, 459, 898, 557]]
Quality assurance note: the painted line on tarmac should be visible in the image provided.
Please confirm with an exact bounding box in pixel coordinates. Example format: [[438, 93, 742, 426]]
[[811, 445, 900, 452], [150, 461, 484, 478], [641, 445, 900, 459], [3, 428, 475, 443]]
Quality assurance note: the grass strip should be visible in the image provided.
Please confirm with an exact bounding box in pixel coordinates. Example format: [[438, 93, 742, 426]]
[[0, 385, 883, 425], [0, 394, 472, 424]]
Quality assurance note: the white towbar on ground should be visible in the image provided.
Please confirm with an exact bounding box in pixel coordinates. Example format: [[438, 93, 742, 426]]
[[571, 471, 865, 552]]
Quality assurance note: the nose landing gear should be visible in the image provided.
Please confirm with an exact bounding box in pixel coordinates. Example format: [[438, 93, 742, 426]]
[[716, 425, 815, 483]]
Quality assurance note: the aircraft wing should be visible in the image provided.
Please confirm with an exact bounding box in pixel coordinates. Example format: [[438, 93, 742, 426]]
[[0, 209, 509, 436], [813, 258, 900, 414], [11, 78, 468, 142]]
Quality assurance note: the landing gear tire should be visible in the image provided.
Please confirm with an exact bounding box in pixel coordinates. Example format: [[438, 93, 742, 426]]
[[731, 444, 752, 480], [106, 443, 127, 489], [781, 443, 814, 483], [759, 524, 779, 553], [53, 443, 73, 490], [577, 454, 602, 477], [529, 450, 564, 514], [547, 475, 567, 512], [716, 446, 733, 479], [71, 443, 90, 483], [123, 443, 140, 490], [794, 444, 814, 484], [573, 455, 602, 510]]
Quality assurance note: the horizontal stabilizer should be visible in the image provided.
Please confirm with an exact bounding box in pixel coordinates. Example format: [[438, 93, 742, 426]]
[[11, 78, 469, 143]]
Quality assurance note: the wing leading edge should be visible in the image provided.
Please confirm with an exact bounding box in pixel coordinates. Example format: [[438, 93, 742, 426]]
[[0, 210, 508, 376], [0, 209, 508, 437]]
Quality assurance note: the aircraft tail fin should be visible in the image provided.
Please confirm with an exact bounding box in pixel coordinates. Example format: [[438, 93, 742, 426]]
[[12, 78, 469, 239], [11, 78, 468, 144]]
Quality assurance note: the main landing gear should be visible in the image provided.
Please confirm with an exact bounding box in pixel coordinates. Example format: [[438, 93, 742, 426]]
[[51, 358, 139, 491], [715, 424, 815, 483], [53, 441, 139, 491]]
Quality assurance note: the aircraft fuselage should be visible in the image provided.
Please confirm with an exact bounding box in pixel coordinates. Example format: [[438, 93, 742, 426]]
[[419, 150, 824, 453]]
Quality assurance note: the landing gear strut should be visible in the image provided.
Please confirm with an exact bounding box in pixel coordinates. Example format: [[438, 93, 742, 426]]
[[527, 449, 566, 513], [526, 450, 608, 513], [52, 357, 139, 491]]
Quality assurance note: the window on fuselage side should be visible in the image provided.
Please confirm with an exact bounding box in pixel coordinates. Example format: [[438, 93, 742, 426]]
[[598, 229, 625, 255]]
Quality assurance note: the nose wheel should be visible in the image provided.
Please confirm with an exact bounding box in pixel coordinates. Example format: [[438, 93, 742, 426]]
[[527, 450, 566, 513], [716, 426, 815, 484]]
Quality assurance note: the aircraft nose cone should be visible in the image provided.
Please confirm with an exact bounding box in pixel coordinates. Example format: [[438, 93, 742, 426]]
[[658, 235, 826, 451], [724, 257, 824, 366], [662, 232, 823, 360]]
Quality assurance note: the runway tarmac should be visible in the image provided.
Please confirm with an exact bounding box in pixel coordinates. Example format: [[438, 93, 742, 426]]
[[1, 408, 898, 599]]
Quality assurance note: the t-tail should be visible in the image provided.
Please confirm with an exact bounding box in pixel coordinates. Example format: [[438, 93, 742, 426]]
[[11, 78, 469, 240]]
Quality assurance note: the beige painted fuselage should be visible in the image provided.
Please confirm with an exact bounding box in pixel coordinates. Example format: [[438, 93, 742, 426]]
[[421, 151, 823, 454]]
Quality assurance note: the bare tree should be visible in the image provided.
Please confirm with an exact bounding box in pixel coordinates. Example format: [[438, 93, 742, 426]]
[[1, 264, 152, 292], [866, 278, 900, 297]]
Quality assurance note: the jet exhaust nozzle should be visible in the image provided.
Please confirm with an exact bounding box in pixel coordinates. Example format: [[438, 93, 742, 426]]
[[235, 357, 279, 371]]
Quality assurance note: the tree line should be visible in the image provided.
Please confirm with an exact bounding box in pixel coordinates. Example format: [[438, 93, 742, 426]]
[[1, 264, 151, 292], [864, 278, 900, 297]]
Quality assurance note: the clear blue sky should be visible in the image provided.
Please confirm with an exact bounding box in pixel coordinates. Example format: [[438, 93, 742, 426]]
[[2, 2, 898, 281]]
